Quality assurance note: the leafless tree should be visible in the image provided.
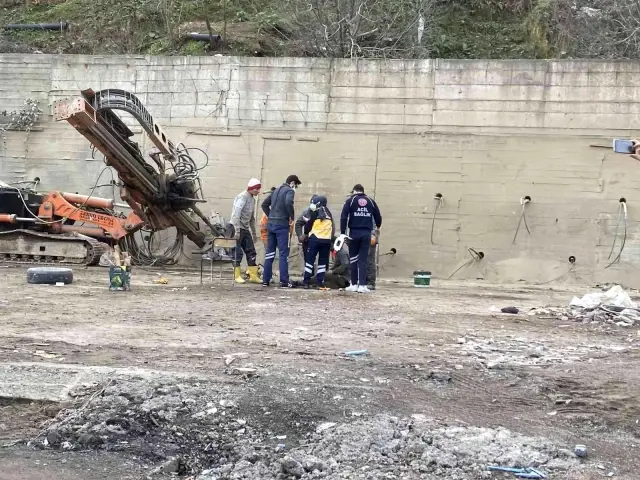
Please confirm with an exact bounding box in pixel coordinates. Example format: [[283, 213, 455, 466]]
[[545, 0, 640, 58], [278, 0, 435, 58]]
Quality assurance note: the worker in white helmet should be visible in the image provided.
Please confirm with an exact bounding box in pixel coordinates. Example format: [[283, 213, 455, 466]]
[[228, 178, 262, 283]]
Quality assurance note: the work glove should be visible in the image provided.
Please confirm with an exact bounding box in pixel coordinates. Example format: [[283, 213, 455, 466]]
[[252, 232, 257, 242], [232, 226, 240, 240]]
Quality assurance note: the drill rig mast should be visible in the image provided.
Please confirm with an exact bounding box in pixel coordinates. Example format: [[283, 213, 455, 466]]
[[0, 89, 219, 265]]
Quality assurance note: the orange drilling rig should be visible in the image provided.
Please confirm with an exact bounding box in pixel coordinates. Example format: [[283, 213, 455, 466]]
[[0, 89, 222, 265]]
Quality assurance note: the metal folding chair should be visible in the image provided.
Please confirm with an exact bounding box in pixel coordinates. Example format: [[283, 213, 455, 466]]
[[199, 237, 237, 285]]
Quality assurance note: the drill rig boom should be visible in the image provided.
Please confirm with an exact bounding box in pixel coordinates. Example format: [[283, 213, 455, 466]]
[[53, 89, 215, 249], [0, 89, 218, 266]]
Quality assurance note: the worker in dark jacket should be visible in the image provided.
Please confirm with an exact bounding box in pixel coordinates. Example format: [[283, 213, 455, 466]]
[[294, 200, 314, 274], [340, 184, 382, 293], [324, 237, 350, 289], [261, 174, 301, 287], [260, 187, 277, 247], [302, 195, 334, 289]]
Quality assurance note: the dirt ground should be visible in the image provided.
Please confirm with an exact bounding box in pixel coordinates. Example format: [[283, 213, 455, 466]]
[[0, 265, 639, 479]]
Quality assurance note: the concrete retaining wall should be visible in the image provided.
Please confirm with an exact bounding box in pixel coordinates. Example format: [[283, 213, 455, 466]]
[[1, 54, 639, 285]]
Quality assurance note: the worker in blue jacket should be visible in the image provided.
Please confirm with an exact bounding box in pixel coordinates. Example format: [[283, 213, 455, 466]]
[[261, 174, 301, 287], [340, 184, 382, 293]]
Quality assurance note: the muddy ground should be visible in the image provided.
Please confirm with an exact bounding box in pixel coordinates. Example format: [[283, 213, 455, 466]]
[[0, 265, 639, 479]]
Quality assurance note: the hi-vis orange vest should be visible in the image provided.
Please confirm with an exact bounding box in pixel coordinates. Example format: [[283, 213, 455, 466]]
[[260, 214, 294, 242], [260, 214, 268, 242]]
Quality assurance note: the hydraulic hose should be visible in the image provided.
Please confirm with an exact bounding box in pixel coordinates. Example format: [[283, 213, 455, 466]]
[[430, 193, 443, 245], [512, 196, 531, 244], [606, 199, 627, 268], [447, 248, 485, 279]]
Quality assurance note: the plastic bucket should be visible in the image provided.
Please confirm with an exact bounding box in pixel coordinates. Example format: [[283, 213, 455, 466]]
[[413, 271, 431, 287]]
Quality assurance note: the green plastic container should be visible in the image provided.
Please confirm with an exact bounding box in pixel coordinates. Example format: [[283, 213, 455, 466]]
[[413, 270, 431, 287], [109, 266, 131, 291]]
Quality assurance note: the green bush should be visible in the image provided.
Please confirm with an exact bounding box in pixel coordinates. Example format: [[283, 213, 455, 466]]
[[180, 40, 207, 55]]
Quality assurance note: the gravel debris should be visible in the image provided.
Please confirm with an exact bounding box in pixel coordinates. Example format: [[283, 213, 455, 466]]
[[33, 378, 580, 480]]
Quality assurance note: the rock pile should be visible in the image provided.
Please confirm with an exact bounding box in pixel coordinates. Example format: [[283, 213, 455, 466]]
[[33, 378, 581, 479], [200, 414, 579, 480], [37, 379, 268, 476]]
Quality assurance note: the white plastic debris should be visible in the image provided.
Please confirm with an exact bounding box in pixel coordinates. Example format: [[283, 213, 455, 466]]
[[316, 422, 337, 433], [569, 285, 636, 309]]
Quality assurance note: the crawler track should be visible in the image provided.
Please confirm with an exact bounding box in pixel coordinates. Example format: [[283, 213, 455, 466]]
[[0, 230, 109, 266]]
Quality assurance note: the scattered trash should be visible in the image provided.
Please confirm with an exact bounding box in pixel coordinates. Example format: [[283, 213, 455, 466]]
[[488, 466, 546, 479], [570, 285, 635, 310], [224, 352, 249, 366], [315, 422, 336, 433], [457, 336, 620, 368], [574, 444, 587, 458], [32, 350, 60, 359], [154, 277, 169, 285], [344, 349, 368, 357], [298, 333, 321, 342], [501, 307, 519, 314], [99, 251, 116, 267], [229, 367, 257, 376], [526, 285, 640, 328], [55, 282, 65, 287], [150, 456, 181, 475]]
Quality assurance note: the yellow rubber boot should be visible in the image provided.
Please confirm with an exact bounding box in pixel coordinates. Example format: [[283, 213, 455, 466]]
[[247, 265, 261, 284], [234, 266, 246, 284]]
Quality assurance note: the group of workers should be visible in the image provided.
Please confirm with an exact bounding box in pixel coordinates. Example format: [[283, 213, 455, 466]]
[[228, 175, 382, 292]]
